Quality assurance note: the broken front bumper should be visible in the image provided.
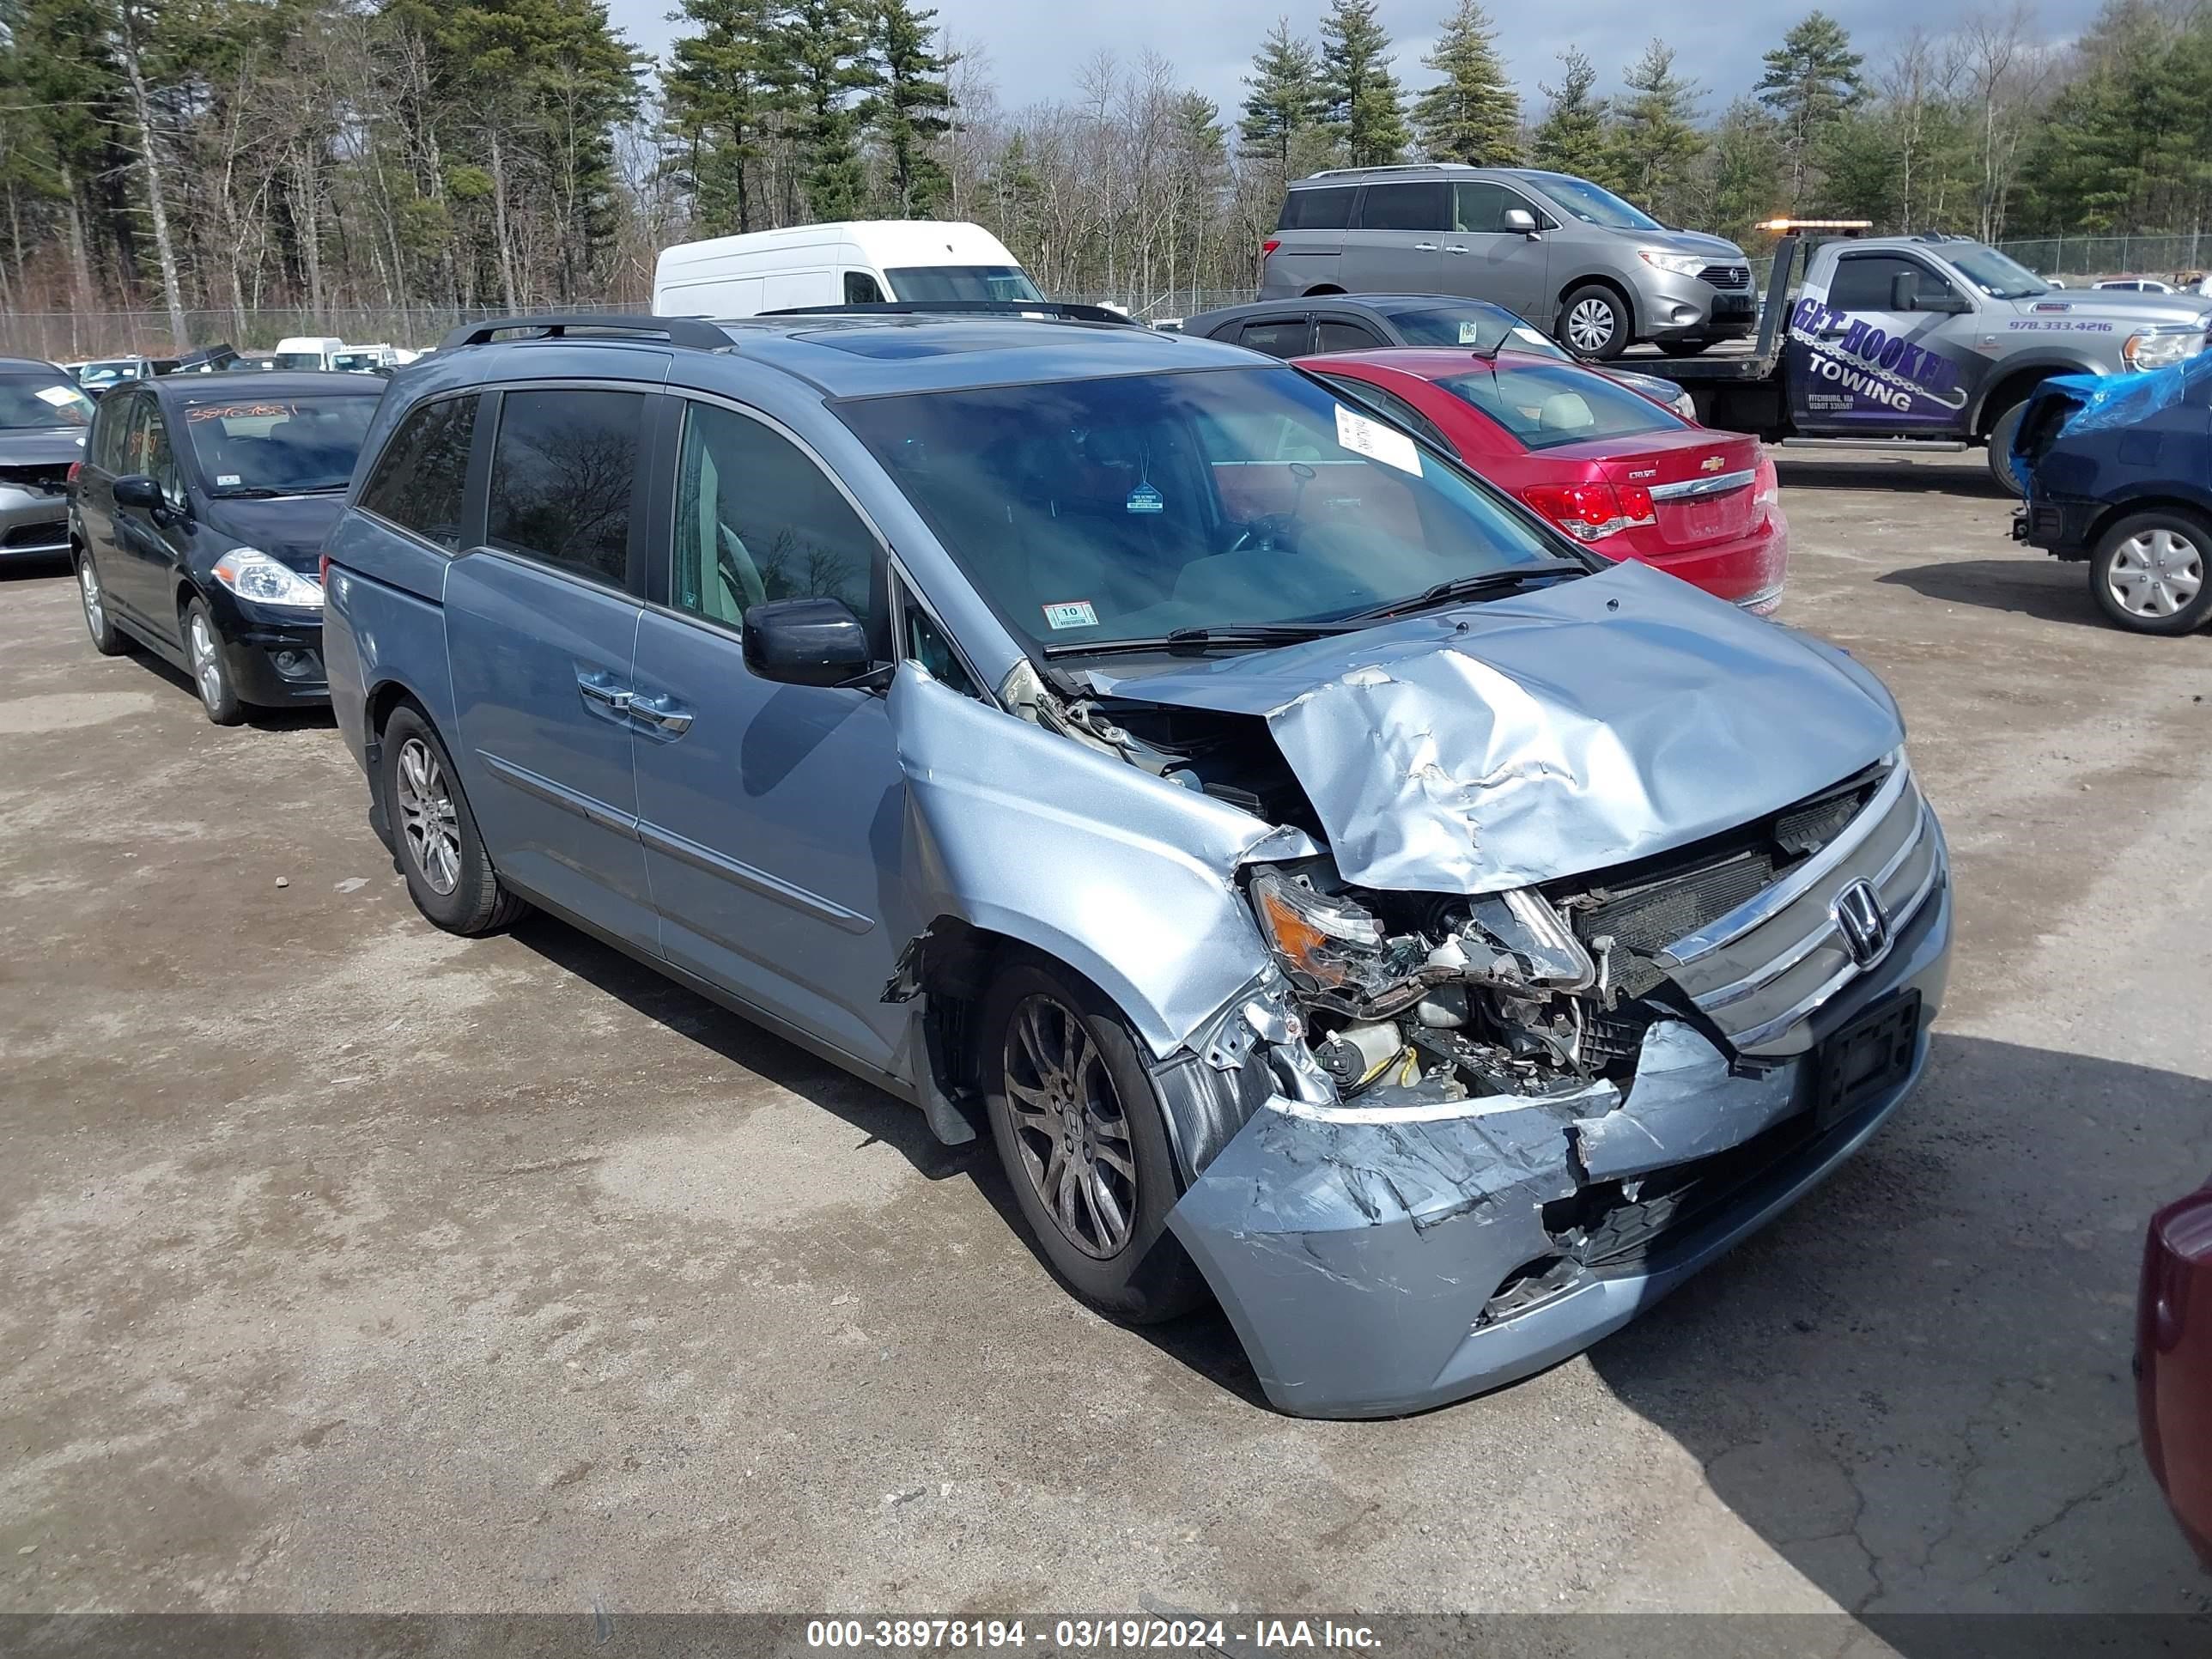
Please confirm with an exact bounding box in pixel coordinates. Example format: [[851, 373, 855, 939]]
[[1168, 867, 1951, 1419]]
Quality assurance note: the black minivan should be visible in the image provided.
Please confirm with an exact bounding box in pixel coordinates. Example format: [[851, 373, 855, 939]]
[[70, 372, 386, 723]]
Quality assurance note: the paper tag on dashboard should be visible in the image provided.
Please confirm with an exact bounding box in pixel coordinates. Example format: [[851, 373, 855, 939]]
[[1042, 600, 1097, 630], [1335, 404, 1422, 476]]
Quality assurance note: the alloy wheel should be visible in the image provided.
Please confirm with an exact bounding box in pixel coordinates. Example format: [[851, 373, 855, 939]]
[[79, 561, 105, 641], [1567, 298, 1617, 354], [187, 612, 225, 709], [394, 737, 462, 896], [2107, 527, 2205, 619], [1002, 994, 1138, 1260]]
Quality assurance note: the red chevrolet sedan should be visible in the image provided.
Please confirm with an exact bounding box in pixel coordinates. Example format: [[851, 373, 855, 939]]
[[2140, 1175, 2212, 1569], [1298, 348, 1789, 611]]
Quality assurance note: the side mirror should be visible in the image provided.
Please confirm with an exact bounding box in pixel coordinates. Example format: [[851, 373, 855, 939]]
[[113, 475, 164, 512], [1503, 208, 1539, 236], [1888, 271, 1921, 311], [742, 596, 875, 688]]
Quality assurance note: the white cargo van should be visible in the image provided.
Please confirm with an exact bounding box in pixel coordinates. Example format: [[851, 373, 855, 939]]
[[652, 221, 1042, 319], [271, 335, 345, 370]]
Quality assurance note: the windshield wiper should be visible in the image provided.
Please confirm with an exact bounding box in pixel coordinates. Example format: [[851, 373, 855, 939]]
[[1041, 621, 1358, 659], [1346, 559, 1589, 622]]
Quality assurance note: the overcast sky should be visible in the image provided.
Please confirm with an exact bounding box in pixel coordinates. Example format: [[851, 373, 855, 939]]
[[605, 0, 2100, 124]]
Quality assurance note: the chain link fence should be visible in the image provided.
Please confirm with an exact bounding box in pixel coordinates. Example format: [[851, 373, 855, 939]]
[[1996, 234, 2212, 282], [0, 289, 1267, 361]]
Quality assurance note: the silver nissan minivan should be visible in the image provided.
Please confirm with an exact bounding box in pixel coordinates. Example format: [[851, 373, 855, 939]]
[[1261, 164, 1758, 362]]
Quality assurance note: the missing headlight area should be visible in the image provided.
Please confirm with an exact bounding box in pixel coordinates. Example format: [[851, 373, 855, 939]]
[[1241, 755, 1893, 1108]]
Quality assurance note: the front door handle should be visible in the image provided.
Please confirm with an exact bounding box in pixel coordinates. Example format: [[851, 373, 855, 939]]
[[628, 693, 693, 737], [576, 672, 633, 714]]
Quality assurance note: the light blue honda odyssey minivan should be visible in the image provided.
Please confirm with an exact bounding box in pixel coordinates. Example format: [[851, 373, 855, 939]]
[[319, 307, 1950, 1418]]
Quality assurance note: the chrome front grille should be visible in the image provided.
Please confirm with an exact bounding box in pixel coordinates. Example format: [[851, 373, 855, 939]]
[[1698, 264, 1753, 290], [1658, 755, 1942, 1055]]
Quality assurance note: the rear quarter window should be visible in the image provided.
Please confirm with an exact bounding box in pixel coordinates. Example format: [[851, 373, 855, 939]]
[[1276, 186, 1355, 231], [358, 394, 480, 552]]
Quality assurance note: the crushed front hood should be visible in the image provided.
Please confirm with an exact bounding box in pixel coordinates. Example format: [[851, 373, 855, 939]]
[[1091, 561, 1904, 894], [0, 428, 88, 467]]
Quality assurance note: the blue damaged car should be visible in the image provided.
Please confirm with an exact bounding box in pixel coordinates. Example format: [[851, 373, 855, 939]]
[[319, 307, 1952, 1418]]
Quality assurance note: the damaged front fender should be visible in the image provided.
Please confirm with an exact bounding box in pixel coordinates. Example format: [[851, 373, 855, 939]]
[[886, 665, 1316, 1058]]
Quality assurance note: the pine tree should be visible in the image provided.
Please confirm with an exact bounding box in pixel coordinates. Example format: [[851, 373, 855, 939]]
[[866, 0, 953, 216], [1317, 0, 1406, 167], [1608, 40, 1705, 218], [1412, 0, 1519, 166], [779, 0, 878, 221], [664, 0, 783, 234], [1756, 10, 1865, 207], [1708, 100, 1785, 240], [1530, 48, 1612, 185], [1239, 18, 1323, 173]]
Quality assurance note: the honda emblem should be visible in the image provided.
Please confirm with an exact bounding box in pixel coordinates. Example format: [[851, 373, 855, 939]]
[[1832, 878, 1892, 969]]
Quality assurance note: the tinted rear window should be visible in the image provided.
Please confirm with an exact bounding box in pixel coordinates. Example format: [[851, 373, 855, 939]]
[[359, 395, 478, 550], [486, 389, 642, 586], [1436, 362, 1684, 450], [1357, 182, 1449, 232], [1276, 186, 1355, 231]]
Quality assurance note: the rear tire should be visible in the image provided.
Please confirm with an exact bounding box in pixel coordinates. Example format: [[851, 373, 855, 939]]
[[380, 705, 529, 935], [981, 957, 1208, 1324], [76, 550, 125, 656], [1559, 284, 1631, 360], [2089, 508, 2212, 635], [1985, 399, 2030, 496]]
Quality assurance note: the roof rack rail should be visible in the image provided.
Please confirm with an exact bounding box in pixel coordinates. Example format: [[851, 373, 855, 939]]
[[439, 313, 732, 352], [761, 299, 1142, 327]]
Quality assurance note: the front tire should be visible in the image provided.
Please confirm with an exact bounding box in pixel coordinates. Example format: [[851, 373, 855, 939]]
[[1559, 284, 1631, 360], [380, 705, 529, 934], [1659, 337, 1711, 357], [2090, 509, 2212, 635], [77, 550, 125, 656], [981, 957, 1208, 1323], [183, 598, 243, 726], [1986, 399, 2030, 496]]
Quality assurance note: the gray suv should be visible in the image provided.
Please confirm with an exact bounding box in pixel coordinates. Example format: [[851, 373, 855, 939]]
[[1264, 165, 1756, 361], [321, 307, 1949, 1419]]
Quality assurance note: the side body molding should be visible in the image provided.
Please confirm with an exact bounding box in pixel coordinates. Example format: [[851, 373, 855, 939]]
[[886, 666, 1313, 1058]]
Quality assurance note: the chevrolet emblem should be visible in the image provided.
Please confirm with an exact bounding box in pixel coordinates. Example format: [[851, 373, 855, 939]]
[[1699, 454, 1725, 472]]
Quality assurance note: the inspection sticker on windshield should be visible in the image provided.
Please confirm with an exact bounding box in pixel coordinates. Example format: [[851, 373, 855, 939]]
[[1336, 404, 1421, 476], [1126, 482, 1164, 514], [1042, 600, 1098, 630], [216, 473, 242, 486]]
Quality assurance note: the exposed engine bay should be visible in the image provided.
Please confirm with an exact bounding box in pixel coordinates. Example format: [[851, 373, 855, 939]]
[[1001, 653, 1890, 1109]]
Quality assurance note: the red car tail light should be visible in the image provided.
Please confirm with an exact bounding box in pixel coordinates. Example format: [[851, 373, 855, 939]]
[[319, 553, 331, 587], [1522, 481, 1656, 543], [1753, 447, 1779, 507], [1262, 238, 1281, 258], [65, 460, 82, 486]]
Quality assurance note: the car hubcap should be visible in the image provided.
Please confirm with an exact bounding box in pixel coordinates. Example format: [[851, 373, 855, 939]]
[[1568, 299, 1616, 352], [1003, 994, 1137, 1260], [188, 614, 225, 708], [79, 562, 103, 639], [2109, 528, 2205, 618], [394, 738, 461, 896]]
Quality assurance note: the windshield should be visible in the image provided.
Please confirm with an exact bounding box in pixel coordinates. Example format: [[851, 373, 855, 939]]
[[78, 361, 142, 387], [1946, 245, 2049, 300], [1380, 302, 1573, 361], [182, 393, 380, 495], [838, 366, 1571, 652], [1521, 172, 1664, 232], [0, 375, 95, 428], [1437, 360, 1685, 451], [884, 264, 1044, 304]]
